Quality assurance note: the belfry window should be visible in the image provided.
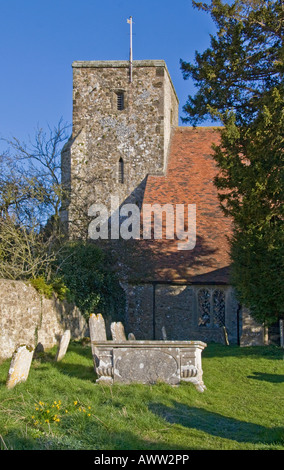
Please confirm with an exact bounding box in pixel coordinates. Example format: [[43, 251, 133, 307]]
[[117, 92, 124, 111], [118, 158, 124, 183]]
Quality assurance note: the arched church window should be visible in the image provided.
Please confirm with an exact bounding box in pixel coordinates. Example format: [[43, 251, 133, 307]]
[[197, 288, 226, 328], [198, 289, 211, 327], [118, 158, 124, 183], [213, 290, 225, 327]]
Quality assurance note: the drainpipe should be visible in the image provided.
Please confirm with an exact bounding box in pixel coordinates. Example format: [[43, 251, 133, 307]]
[[237, 303, 241, 346], [153, 283, 156, 340]]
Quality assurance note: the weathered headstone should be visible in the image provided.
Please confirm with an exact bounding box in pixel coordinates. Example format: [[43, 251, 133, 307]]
[[161, 326, 167, 341], [222, 326, 229, 346], [280, 320, 284, 348], [128, 332, 136, 340], [6, 345, 34, 389], [89, 314, 107, 373], [55, 330, 71, 362], [111, 322, 126, 341], [89, 313, 107, 360], [89, 314, 107, 342]]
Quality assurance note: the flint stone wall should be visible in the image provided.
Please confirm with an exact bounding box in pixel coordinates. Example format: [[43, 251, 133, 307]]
[[61, 60, 179, 235], [0, 279, 88, 360], [123, 282, 266, 346]]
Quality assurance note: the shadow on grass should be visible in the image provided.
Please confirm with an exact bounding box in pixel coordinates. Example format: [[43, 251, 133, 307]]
[[247, 372, 284, 383], [52, 361, 96, 382], [203, 343, 284, 361], [2, 426, 190, 451], [32, 343, 96, 382], [149, 401, 284, 446]]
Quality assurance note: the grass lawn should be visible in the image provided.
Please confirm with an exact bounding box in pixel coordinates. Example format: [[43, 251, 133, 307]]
[[0, 341, 283, 450]]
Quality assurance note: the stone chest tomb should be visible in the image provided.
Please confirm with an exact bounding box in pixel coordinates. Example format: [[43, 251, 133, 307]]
[[93, 340, 206, 391], [89, 314, 207, 391]]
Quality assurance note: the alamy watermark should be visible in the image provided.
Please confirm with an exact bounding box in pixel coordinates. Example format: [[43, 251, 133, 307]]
[[88, 195, 196, 251]]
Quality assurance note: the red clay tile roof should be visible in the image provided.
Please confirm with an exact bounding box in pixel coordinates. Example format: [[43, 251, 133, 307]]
[[124, 126, 233, 284]]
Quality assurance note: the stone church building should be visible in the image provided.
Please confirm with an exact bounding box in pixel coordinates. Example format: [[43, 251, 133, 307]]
[[61, 59, 266, 346]]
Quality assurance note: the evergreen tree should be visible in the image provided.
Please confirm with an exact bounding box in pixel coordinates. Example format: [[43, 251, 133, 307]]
[[181, 0, 284, 325], [181, 0, 283, 126]]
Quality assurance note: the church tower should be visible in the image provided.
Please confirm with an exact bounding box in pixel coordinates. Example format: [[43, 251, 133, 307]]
[[61, 60, 179, 236]]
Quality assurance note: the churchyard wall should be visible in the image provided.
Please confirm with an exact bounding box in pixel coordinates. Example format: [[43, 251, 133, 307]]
[[0, 279, 88, 360]]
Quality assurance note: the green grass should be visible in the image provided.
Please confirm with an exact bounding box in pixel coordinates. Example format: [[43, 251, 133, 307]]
[[0, 341, 283, 450]]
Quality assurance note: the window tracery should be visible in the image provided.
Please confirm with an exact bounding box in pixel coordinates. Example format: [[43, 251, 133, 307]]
[[198, 288, 226, 328]]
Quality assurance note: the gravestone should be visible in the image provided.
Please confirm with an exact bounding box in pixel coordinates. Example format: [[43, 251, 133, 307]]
[[6, 345, 34, 389], [89, 314, 107, 342], [55, 330, 71, 362], [89, 314, 107, 364], [161, 326, 167, 340], [222, 326, 229, 346], [111, 322, 126, 341], [280, 320, 284, 348]]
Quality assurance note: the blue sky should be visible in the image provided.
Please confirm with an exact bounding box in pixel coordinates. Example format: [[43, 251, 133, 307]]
[[0, 0, 216, 148]]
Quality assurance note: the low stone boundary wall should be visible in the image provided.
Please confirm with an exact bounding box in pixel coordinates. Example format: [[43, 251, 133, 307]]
[[0, 279, 88, 360]]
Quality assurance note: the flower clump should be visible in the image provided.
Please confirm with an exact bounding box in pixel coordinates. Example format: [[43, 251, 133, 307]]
[[74, 400, 92, 417], [32, 400, 62, 426], [32, 399, 93, 427]]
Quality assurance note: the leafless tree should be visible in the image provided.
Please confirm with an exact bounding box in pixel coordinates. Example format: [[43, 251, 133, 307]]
[[0, 119, 70, 280]]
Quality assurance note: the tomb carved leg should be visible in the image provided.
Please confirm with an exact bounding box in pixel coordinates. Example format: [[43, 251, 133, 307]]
[[94, 347, 114, 385]]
